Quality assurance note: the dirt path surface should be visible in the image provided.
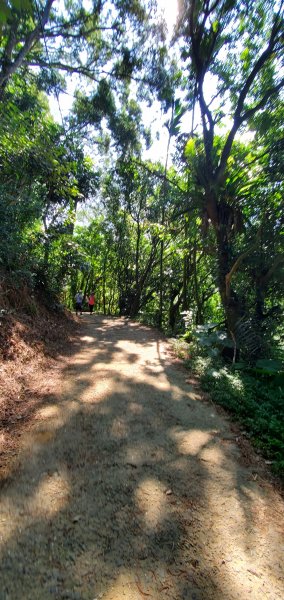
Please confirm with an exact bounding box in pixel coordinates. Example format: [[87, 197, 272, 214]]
[[0, 315, 283, 600]]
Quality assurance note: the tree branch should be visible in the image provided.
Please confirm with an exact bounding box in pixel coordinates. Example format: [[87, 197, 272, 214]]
[[28, 59, 101, 83], [44, 25, 119, 39], [0, 0, 55, 94], [131, 158, 188, 195], [241, 78, 284, 122], [215, 16, 283, 184]]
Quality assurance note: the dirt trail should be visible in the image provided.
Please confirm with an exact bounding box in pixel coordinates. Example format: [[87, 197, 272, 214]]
[[0, 315, 283, 600]]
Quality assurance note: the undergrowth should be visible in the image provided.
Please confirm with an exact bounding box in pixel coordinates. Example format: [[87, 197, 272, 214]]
[[171, 337, 284, 481]]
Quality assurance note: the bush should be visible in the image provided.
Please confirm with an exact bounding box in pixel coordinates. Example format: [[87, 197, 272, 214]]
[[188, 354, 284, 479]]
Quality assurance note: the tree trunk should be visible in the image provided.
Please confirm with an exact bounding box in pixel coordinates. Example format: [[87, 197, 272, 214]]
[[158, 105, 173, 328], [0, 0, 55, 99], [102, 257, 107, 314], [169, 287, 182, 331], [158, 232, 164, 327], [206, 192, 244, 333], [216, 227, 244, 332], [193, 240, 204, 324], [182, 218, 190, 311], [129, 297, 140, 318]]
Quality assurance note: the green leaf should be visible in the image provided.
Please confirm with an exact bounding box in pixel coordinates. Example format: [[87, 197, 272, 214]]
[[233, 362, 247, 370], [212, 20, 218, 33], [240, 48, 249, 61], [8, 0, 32, 11], [0, 1, 11, 23], [255, 359, 283, 374], [184, 138, 195, 158]]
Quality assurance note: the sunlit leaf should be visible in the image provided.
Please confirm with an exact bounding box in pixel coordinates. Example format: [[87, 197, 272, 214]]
[[184, 138, 195, 158]]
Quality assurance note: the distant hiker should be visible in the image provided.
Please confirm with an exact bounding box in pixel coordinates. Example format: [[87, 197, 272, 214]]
[[88, 291, 95, 314], [75, 291, 83, 315]]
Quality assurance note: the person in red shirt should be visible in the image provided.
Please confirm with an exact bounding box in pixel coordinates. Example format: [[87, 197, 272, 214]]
[[88, 291, 95, 314]]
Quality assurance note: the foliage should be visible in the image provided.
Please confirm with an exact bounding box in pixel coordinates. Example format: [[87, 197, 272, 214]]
[[188, 354, 284, 480], [173, 0, 284, 338], [0, 73, 97, 305], [0, 0, 163, 98], [0, 0, 283, 484], [1, 0, 282, 340]]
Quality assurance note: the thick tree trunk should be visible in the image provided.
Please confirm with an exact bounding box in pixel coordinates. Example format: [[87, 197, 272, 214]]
[[158, 217, 164, 328], [182, 255, 189, 311], [169, 288, 182, 331], [206, 191, 244, 333], [193, 240, 204, 324], [182, 219, 190, 311], [215, 227, 244, 333], [129, 294, 140, 318]]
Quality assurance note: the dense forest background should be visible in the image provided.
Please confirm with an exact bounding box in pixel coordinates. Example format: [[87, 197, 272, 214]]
[[0, 0, 283, 476]]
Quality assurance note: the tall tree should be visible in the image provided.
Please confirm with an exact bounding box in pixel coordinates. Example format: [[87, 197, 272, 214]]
[[175, 0, 284, 334]]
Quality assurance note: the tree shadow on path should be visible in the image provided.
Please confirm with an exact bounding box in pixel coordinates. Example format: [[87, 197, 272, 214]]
[[0, 315, 283, 600]]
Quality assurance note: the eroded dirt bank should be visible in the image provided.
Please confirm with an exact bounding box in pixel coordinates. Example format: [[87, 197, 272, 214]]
[[0, 315, 283, 600]]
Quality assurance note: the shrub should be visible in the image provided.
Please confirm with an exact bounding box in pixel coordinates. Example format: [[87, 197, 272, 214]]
[[188, 355, 284, 479]]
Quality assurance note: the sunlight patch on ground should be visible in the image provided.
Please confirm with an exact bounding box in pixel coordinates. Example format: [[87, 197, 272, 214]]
[[22, 401, 81, 454], [0, 431, 6, 452], [62, 399, 82, 412], [78, 378, 114, 403], [198, 462, 284, 598], [118, 369, 172, 392], [0, 514, 17, 548], [30, 471, 70, 517], [144, 365, 165, 375], [203, 478, 265, 598], [35, 400, 80, 427], [171, 428, 213, 456], [200, 444, 225, 466], [125, 446, 144, 465], [129, 401, 143, 414], [0, 472, 70, 548], [203, 467, 283, 597], [81, 335, 96, 342], [135, 478, 167, 531], [102, 570, 153, 600], [35, 404, 62, 421], [168, 383, 202, 402], [110, 416, 128, 439], [142, 371, 172, 390], [72, 357, 94, 366]]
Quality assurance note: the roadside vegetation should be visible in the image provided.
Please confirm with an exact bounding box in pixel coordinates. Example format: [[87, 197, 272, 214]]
[[171, 322, 284, 480]]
